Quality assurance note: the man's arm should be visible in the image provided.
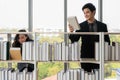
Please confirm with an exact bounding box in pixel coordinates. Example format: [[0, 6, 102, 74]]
[[69, 30, 81, 43], [104, 24, 110, 45]]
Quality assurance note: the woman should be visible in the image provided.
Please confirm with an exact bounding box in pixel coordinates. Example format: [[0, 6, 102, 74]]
[[12, 29, 34, 72]]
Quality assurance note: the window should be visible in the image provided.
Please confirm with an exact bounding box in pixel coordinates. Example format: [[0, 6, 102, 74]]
[[0, 0, 28, 31], [33, 0, 64, 32], [67, 0, 98, 23], [103, 0, 120, 32]]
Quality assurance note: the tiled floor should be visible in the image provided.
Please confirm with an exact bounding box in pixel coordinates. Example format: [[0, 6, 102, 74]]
[[42, 76, 117, 80], [42, 75, 57, 80]]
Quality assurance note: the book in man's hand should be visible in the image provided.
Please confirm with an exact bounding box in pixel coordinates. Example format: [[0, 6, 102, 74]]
[[67, 16, 80, 30]]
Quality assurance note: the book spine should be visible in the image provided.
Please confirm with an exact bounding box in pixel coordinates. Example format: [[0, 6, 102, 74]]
[[95, 42, 99, 61], [65, 45, 69, 61], [22, 42, 26, 60], [62, 42, 65, 61], [104, 42, 108, 61]]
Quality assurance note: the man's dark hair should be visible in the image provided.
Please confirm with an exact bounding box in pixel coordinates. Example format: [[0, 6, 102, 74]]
[[18, 29, 26, 32], [82, 3, 96, 12]]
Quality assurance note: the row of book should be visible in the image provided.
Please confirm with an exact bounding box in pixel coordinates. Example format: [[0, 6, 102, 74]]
[[22, 41, 53, 61], [1, 41, 120, 61], [0, 41, 10, 60], [95, 42, 120, 61], [22, 42, 81, 61], [57, 68, 99, 80], [53, 42, 80, 61], [0, 68, 34, 80], [22, 42, 34, 60]]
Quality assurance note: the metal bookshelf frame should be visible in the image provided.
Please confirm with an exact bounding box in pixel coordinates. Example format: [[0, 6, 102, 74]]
[[0, 32, 37, 80], [99, 32, 104, 80], [36, 32, 105, 80], [0, 32, 112, 80]]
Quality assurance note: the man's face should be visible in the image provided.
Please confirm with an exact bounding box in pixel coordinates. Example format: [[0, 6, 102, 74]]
[[83, 8, 95, 21]]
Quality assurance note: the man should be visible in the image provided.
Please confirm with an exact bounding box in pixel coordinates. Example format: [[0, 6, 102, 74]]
[[69, 3, 110, 72]]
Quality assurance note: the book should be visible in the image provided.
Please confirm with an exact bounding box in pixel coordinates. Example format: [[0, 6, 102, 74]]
[[104, 42, 109, 61], [108, 45, 112, 61], [67, 16, 80, 30], [57, 68, 100, 80], [0, 41, 10, 60], [95, 42, 99, 61], [4, 41, 10, 60], [112, 43, 115, 61], [22, 42, 34, 61], [112, 42, 119, 61], [9, 48, 21, 60]]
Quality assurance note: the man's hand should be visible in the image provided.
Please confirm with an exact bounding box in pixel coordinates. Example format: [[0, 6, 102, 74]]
[[68, 24, 74, 32]]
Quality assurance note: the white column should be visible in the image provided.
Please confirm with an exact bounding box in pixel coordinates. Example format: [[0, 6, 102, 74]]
[[64, 0, 69, 72], [98, 0, 103, 22], [99, 32, 104, 80], [28, 0, 33, 32]]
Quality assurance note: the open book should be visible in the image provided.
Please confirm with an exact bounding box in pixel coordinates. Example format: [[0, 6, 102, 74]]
[[67, 16, 80, 30]]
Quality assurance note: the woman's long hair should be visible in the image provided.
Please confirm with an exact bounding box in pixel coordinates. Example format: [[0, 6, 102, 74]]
[[12, 29, 31, 47]]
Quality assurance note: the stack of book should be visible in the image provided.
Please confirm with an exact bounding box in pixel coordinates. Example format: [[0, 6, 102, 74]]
[[53, 42, 81, 61], [36, 42, 52, 61], [22, 41, 34, 60], [0, 41, 10, 60], [57, 68, 99, 80], [0, 68, 34, 80], [22, 41, 81, 61], [95, 42, 120, 61], [22, 41, 53, 61], [22, 41, 120, 61]]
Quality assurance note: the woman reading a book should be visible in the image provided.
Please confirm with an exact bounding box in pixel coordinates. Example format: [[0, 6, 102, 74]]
[[12, 29, 34, 72]]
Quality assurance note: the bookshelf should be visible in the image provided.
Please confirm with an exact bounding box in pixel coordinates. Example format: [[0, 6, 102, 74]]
[[36, 32, 104, 80], [0, 32, 37, 80], [0, 32, 116, 80]]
